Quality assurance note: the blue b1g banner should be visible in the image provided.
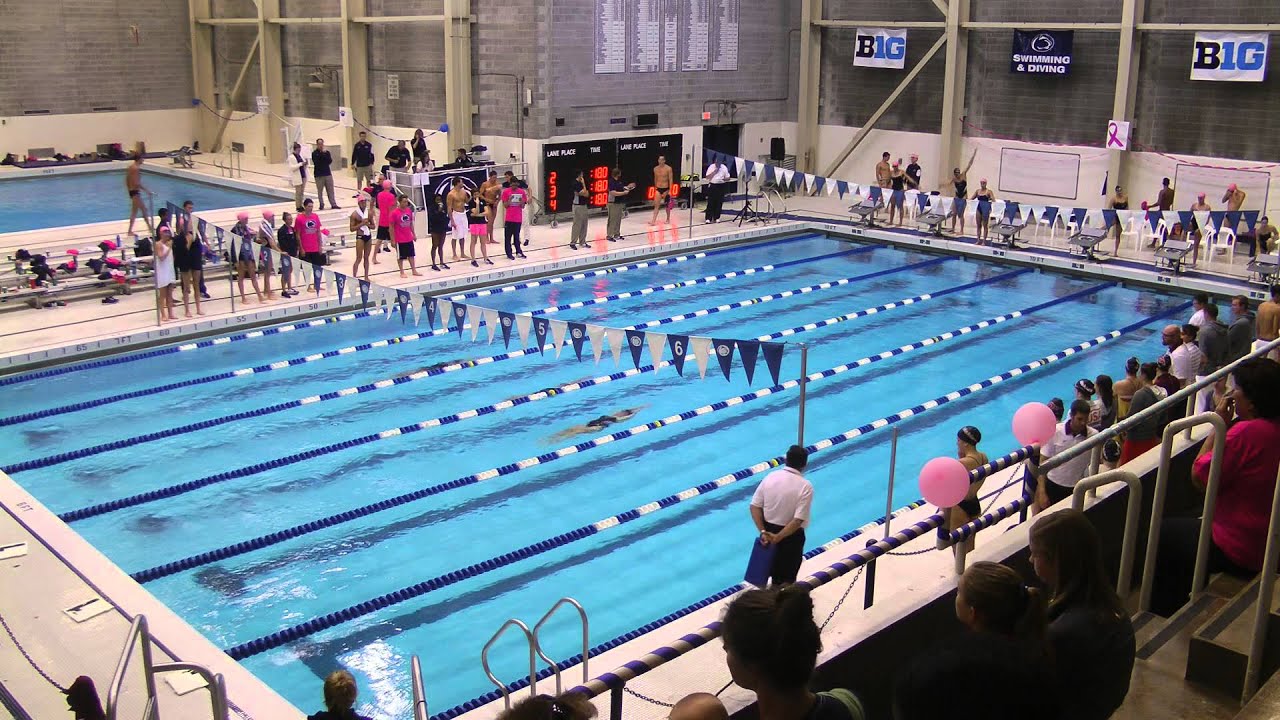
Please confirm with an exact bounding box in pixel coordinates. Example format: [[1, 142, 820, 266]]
[[1011, 30, 1073, 75]]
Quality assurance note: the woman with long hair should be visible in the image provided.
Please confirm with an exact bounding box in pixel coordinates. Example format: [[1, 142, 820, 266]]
[[722, 586, 865, 720], [1030, 510, 1135, 719]]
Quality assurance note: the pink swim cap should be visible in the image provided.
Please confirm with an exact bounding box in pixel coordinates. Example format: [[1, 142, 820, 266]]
[[382, 180, 393, 190], [1228, 183, 1238, 191], [236, 211, 250, 222], [262, 210, 275, 220]]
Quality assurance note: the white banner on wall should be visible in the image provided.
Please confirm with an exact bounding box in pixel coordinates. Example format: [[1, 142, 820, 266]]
[[853, 28, 907, 69], [1191, 32, 1269, 82]]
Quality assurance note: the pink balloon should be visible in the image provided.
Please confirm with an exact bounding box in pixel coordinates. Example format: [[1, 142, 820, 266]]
[[919, 456, 971, 508], [1012, 402, 1058, 445]]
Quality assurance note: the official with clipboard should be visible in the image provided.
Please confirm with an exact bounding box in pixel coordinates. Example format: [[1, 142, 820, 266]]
[[747, 446, 813, 587]]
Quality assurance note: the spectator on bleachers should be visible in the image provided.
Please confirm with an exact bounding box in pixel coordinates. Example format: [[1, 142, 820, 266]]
[[153, 227, 177, 322], [231, 212, 265, 304], [1036, 400, 1097, 510], [1094, 375, 1116, 429], [307, 669, 370, 720], [1113, 357, 1141, 419], [1227, 296, 1255, 364], [495, 692, 596, 720], [1188, 293, 1209, 327], [894, 562, 1058, 720], [1119, 362, 1166, 465], [1047, 397, 1065, 421], [1029, 509, 1135, 720], [1074, 379, 1100, 427], [1153, 358, 1280, 617], [670, 693, 728, 720], [277, 211, 299, 298], [721, 586, 866, 720]]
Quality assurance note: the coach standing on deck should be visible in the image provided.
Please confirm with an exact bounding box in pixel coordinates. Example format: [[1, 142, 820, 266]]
[[352, 131, 375, 191], [703, 157, 731, 224], [750, 445, 813, 587]]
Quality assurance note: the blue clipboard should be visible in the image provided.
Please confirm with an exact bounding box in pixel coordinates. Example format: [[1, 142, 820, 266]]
[[744, 538, 777, 588]]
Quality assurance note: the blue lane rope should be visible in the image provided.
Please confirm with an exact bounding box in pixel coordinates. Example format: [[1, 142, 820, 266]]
[[0, 232, 823, 388], [130, 281, 1103, 586], [7, 252, 934, 475], [0, 244, 863, 428], [61, 259, 993, 527], [219, 303, 1180, 661]]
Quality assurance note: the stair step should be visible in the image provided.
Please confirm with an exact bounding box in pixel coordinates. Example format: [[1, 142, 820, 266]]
[[1234, 658, 1280, 719], [1188, 575, 1280, 699], [1136, 593, 1224, 662]]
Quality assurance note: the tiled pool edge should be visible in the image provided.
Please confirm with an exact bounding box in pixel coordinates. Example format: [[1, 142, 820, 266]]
[[0, 469, 305, 719]]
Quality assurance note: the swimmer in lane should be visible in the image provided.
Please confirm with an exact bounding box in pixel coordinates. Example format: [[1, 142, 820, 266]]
[[549, 407, 646, 443]]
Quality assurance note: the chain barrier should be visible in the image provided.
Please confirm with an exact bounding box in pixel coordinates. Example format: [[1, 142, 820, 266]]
[[0, 610, 68, 692]]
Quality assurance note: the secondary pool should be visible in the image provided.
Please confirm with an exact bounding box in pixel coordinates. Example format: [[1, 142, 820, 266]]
[[0, 233, 1189, 719], [0, 169, 280, 234]]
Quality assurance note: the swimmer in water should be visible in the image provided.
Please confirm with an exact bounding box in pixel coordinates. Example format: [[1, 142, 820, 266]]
[[549, 407, 646, 443], [391, 359, 467, 379]]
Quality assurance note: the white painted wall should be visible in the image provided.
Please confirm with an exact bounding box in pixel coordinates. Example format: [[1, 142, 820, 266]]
[[1, 109, 198, 157], [813, 124, 1280, 220]]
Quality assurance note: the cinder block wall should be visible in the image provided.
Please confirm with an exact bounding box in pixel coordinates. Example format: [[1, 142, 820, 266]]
[[0, 0, 194, 116]]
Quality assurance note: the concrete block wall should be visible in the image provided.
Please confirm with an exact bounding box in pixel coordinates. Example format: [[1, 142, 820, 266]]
[[281, 25, 345, 122], [368, 24, 448, 131], [547, 0, 798, 138], [213, 26, 263, 113], [474, 0, 550, 139], [963, 30, 1119, 147], [819, 28, 946, 134], [0, 0, 193, 116]]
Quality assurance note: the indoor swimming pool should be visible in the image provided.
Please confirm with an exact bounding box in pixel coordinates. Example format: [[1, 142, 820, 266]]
[[0, 232, 1190, 718]]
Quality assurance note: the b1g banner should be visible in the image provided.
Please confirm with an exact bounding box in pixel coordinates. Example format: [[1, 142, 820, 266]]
[[854, 28, 907, 69], [1011, 30, 1073, 75], [1191, 32, 1269, 82]]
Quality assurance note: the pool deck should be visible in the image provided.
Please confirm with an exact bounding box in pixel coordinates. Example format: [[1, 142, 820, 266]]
[[0, 158, 1272, 720]]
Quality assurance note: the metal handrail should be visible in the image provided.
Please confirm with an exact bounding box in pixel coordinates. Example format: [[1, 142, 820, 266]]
[[107, 616, 159, 720], [481, 619, 537, 709], [1243, 463, 1280, 699], [1137, 412, 1227, 612], [151, 663, 228, 720], [1038, 337, 1280, 477], [411, 655, 428, 720], [107, 615, 228, 720], [1071, 470, 1143, 598], [531, 598, 590, 695]]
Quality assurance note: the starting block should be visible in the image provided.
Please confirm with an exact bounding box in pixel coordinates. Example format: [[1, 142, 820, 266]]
[[1067, 226, 1109, 262]]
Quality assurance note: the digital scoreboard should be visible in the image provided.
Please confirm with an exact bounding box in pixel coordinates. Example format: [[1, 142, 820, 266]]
[[542, 133, 683, 214]]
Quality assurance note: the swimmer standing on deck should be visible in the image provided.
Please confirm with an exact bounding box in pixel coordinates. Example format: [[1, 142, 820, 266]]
[[126, 152, 155, 238]]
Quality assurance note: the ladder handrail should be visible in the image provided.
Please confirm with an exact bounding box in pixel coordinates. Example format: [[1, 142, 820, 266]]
[[1137, 411, 1227, 613], [531, 597, 590, 695], [1243, 463, 1280, 700], [410, 655, 428, 720], [1071, 470, 1143, 599], [151, 664, 228, 720], [481, 619, 537, 709]]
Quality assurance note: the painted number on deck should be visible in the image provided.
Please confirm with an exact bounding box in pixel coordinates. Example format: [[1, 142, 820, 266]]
[[1157, 275, 1173, 284], [991, 249, 1006, 257], [1071, 262, 1086, 270], [1029, 255, 1045, 264]]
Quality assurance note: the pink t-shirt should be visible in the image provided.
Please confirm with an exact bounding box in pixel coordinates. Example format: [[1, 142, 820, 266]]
[[390, 207, 414, 244], [376, 191, 396, 227], [1194, 417, 1280, 571], [294, 212, 323, 254], [501, 186, 528, 224]]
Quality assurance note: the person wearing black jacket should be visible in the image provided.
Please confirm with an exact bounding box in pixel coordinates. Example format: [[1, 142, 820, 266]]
[[352, 131, 375, 190], [276, 211, 300, 297], [426, 194, 451, 271], [312, 139, 339, 210]]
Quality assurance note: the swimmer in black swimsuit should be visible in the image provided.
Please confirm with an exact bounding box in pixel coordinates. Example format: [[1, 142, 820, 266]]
[[948, 425, 988, 556], [549, 406, 646, 443]]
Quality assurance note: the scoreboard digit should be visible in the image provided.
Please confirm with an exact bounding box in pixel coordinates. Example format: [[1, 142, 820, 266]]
[[616, 133, 683, 208]]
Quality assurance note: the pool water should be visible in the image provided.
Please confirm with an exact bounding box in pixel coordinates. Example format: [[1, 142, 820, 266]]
[[0, 169, 279, 234], [0, 234, 1188, 719]]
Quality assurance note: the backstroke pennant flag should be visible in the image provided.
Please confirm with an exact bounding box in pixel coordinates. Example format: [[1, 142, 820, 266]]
[[667, 334, 689, 376], [452, 303, 467, 336], [712, 338, 736, 381], [313, 264, 323, 293], [761, 342, 785, 386], [586, 324, 606, 364], [532, 317, 550, 354], [437, 299, 452, 331], [484, 309, 500, 344], [396, 290, 410, 323], [515, 313, 533, 348], [549, 319, 569, 358], [738, 339, 760, 384], [605, 328, 625, 366], [647, 331, 668, 375], [690, 336, 712, 379], [335, 273, 346, 303], [468, 304, 484, 340], [626, 329, 646, 369], [360, 280, 371, 308], [498, 311, 515, 347], [567, 321, 588, 361], [424, 295, 437, 329]]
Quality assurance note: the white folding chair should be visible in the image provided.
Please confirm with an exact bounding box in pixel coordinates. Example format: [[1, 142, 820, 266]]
[[1209, 228, 1237, 271], [1122, 216, 1143, 255]]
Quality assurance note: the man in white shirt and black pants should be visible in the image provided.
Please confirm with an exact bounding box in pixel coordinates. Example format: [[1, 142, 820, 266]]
[[750, 445, 814, 587], [1035, 400, 1098, 511], [703, 159, 732, 224]]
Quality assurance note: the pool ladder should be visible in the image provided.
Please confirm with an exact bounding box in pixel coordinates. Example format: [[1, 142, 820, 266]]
[[480, 597, 590, 709]]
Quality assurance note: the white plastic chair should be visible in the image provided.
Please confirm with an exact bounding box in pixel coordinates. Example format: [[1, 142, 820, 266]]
[[1122, 216, 1143, 255], [1209, 228, 1237, 270]]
